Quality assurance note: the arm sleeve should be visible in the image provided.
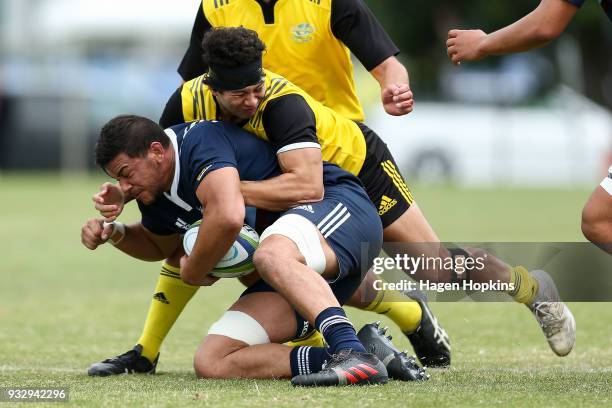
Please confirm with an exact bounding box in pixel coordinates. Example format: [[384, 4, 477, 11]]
[[159, 87, 186, 128], [177, 3, 213, 81], [261, 94, 320, 154], [330, 0, 399, 71]]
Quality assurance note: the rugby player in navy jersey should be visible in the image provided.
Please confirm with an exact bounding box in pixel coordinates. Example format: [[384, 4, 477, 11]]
[[81, 115, 428, 385], [89, 0, 444, 376]]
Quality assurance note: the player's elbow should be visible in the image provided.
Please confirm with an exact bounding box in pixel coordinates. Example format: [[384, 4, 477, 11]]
[[220, 210, 245, 234], [212, 205, 245, 233]]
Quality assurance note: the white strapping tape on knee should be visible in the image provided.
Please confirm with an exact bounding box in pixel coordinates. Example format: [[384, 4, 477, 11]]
[[259, 213, 326, 274], [601, 165, 612, 195], [207, 311, 270, 346]]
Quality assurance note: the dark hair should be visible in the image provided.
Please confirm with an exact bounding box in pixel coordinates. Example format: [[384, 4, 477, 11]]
[[202, 26, 266, 67], [95, 115, 170, 169]]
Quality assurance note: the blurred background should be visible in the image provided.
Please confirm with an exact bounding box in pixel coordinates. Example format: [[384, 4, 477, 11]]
[[0, 0, 610, 186]]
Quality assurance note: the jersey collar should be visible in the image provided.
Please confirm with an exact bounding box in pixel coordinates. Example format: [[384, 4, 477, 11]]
[[163, 128, 193, 212]]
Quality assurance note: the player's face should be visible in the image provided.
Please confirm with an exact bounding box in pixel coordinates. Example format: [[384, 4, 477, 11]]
[[215, 81, 266, 120], [105, 148, 166, 205]]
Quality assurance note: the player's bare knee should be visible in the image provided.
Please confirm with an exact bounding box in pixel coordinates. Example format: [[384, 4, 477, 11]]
[[252, 244, 279, 277], [194, 355, 234, 379], [193, 337, 245, 379], [193, 341, 223, 378], [253, 237, 303, 277]]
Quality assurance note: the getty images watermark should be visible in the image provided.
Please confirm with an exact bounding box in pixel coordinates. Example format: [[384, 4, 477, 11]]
[[363, 243, 612, 301], [369, 253, 515, 293]]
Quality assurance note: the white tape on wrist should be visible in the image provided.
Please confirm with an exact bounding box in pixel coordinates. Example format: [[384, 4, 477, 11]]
[[103, 221, 126, 245]]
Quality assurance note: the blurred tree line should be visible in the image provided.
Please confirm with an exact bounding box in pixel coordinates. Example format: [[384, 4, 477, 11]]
[[364, 0, 612, 108]]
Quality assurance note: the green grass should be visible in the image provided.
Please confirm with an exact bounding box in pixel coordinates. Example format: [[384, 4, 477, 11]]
[[1, 174, 610, 407]]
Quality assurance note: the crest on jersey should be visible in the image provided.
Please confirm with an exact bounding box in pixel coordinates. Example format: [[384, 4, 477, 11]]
[[291, 23, 315, 43]]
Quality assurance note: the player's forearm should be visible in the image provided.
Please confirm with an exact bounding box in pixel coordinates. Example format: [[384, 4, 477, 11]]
[[241, 174, 324, 212], [112, 223, 176, 262], [369, 56, 410, 90], [478, 0, 575, 56], [479, 21, 553, 55]]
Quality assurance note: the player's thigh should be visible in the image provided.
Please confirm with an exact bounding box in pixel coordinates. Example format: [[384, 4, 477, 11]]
[[383, 202, 440, 243], [229, 291, 298, 342], [257, 215, 338, 278], [281, 182, 383, 282], [356, 126, 439, 243], [195, 291, 297, 366], [202, 291, 297, 348]]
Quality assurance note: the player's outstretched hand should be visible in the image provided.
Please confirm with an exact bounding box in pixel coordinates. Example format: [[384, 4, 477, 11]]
[[382, 84, 414, 116], [93, 182, 125, 221], [81, 218, 114, 250], [446, 29, 487, 65]]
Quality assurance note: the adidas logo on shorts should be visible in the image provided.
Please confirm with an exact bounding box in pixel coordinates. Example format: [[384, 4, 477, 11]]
[[295, 205, 315, 213], [378, 195, 398, 216]]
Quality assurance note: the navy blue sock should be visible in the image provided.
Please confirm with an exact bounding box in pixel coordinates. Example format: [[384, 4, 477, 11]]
[[290, 346, 329, 376], [314, 307, 366, 354]]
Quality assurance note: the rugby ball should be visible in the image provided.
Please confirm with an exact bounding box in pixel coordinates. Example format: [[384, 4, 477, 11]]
[[183, 220, 259, 278]]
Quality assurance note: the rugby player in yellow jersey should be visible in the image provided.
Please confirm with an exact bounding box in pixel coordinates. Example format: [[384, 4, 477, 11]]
[[164, 26, 574, 357], [178, 0, 414, 120]]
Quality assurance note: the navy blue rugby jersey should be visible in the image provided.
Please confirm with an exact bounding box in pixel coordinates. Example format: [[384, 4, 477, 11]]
[[138, 120, 360, 236]]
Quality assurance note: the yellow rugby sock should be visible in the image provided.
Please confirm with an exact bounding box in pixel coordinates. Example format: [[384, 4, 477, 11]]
[[365, 287, 422, 334], [287, 330, 325, 348], [508, 265, 539, 305], [137, 262, 199, 362]]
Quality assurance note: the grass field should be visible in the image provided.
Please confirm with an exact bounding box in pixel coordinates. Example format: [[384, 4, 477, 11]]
[[1, 174, 610, 407]]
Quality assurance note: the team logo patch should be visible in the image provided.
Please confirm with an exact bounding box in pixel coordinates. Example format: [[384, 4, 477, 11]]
[[378, 195, 398, 216], [291, 23, 315, 43]]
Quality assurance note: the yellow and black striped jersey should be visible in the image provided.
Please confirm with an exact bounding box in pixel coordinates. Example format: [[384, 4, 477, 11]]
[[178, 0, 399, 122], [161, 69, 367, 176]]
